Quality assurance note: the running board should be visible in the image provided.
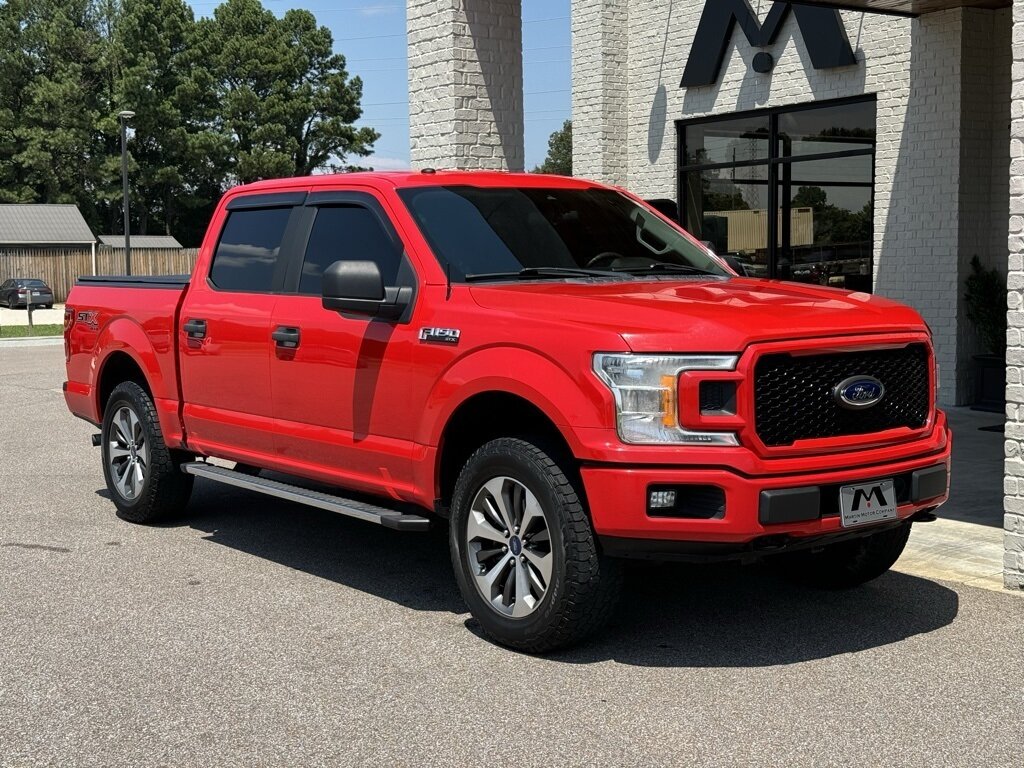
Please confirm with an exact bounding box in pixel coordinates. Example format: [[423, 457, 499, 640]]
[[181, 462, 431, 532]]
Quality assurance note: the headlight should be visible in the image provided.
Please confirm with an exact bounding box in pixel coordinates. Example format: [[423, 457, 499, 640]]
[[593, 353, 740, 445]]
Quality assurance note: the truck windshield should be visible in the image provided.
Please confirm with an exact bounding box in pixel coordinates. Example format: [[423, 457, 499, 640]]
[[398, 186, 728, 282]]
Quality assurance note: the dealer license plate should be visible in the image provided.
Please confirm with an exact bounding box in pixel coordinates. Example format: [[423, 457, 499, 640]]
[[839, 479, 897, 528]]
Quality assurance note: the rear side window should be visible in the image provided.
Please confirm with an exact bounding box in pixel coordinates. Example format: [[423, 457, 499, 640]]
[[210, 207, 292, 292], [298, 205, 403, 295]]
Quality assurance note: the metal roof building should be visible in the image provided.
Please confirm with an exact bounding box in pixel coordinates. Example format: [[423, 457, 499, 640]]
[[98, 235, 183, 249], [0, 204, 95, 246]]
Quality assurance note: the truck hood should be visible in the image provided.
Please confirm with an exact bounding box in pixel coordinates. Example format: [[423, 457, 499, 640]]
[[469, 277, 928, 352]]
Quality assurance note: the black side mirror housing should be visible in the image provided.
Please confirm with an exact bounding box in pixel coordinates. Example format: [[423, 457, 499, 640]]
[[719, 254, 748, 277], [321, 260, 412, 320]]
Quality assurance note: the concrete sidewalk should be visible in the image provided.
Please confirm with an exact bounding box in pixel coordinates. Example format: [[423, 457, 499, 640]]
[[0, 304, 65, 327], [896, 407, 1009, 592]]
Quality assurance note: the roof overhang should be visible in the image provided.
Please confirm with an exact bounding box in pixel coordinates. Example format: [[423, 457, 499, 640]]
[[788, 0, 1010, 18]]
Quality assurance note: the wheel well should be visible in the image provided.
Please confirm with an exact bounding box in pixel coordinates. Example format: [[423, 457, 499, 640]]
[[437, 392, 576, 509], [97, 352, 151, 414]]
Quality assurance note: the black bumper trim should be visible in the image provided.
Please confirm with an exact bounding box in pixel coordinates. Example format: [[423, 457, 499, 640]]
[[759, 463, 948, 526]]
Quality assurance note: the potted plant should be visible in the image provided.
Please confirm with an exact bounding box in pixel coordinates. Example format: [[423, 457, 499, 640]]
[[964, 256, 1007, 412]]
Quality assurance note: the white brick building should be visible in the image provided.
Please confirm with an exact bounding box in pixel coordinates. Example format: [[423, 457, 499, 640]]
[[407, 0, 1022, 589]]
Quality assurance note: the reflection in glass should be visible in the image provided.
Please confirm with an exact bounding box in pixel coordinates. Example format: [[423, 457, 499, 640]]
[[777, 154, 873, 292], [684, 115, 770, 166], [777, 102, 876, 158]]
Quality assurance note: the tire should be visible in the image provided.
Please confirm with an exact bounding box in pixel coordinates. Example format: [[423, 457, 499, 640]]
[[101, 380, 194, 523], [449, 437, 622, 653], [773, 522, 912, 589]]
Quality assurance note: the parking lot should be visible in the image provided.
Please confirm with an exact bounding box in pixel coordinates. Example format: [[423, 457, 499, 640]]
[[2, 343, 1022, 767]]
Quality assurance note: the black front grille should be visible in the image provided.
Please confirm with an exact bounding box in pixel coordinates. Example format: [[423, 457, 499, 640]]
[[754, 344, 930, 447]]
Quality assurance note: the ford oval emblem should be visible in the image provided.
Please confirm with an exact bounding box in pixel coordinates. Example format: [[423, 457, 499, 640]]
[[833, 376, 886, 410]]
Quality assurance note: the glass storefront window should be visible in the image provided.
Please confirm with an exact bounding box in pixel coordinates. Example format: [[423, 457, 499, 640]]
[[683, 115, 770, 166], [680, 97, 876, 291]]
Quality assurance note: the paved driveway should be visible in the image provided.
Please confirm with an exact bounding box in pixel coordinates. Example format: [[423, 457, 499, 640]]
[[1, 344, 1022, 767]]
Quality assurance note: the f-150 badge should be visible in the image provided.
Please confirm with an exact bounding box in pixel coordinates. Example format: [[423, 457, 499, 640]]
[[419, 328, 461, 345]]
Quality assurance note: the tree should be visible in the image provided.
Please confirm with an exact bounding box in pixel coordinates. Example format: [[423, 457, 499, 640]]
[[197, 0, 378, 184], [0, 0, 107, 225], [111, 0, 229, 236], [533, 120, 572, 176]]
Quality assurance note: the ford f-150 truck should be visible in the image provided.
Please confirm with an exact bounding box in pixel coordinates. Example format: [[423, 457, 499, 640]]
[[63, 171, 951, 652]]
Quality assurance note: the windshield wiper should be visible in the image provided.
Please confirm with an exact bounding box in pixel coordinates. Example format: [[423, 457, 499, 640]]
[[612, 262, 716, 276], [464, 266, 622, 282]]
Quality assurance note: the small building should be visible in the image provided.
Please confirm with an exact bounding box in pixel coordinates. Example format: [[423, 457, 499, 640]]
[[0, 204, 96, 250], [98, 235, 183, 250]]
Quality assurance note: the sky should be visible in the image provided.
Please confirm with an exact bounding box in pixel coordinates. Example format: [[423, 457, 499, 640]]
[[186, 0, 572, 171]]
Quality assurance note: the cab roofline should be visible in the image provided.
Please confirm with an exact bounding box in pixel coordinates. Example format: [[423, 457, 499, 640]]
[[226, 170, 604, 195]]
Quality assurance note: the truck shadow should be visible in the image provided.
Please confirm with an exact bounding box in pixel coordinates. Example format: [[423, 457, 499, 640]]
[[182, 480, 960, 669]]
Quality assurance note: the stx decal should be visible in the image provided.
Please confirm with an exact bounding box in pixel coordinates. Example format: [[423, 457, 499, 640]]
[[681, 0, 856, 88]]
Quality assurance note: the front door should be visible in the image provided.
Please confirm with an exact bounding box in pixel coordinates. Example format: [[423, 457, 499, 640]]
[[269, 190, 420, 499], [179, 197, 304, 462]]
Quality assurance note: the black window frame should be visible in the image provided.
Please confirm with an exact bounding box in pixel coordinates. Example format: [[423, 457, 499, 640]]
[[677, 94, 876, 282], [282, 189, 418, 299], [207, 193, 308, 295]]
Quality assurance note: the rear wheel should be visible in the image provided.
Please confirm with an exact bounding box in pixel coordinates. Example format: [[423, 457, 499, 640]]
[[774, 523, 912, 589], [101, 381, 194, 523], [450, 437, 621, 653]]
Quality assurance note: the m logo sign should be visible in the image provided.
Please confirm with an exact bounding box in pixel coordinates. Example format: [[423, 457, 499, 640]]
[[851, 484, 888, 512], [681, 0, 856, 88]]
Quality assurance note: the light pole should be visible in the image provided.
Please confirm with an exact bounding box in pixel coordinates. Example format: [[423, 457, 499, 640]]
[[118, 110, 135, 276]]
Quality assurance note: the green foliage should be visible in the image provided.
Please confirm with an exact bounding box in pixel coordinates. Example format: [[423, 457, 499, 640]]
[[197, 0, 378, 183], [0, 0, 378, 243], [964, 255, 1007, 356], [533, 120, 572, 176]]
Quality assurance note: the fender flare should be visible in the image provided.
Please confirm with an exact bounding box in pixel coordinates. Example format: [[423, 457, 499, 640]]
[[418, 345, 611, 454]]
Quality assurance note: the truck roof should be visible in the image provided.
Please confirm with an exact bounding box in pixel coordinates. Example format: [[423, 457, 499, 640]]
[[227, 170, 603, 196]]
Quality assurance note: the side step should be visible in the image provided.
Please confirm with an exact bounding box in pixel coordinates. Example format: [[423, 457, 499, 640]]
[[181, 462, 431, 532]]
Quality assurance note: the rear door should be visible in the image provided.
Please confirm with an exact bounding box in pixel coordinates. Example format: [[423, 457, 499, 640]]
[[179, 192, 306, 462], [268, 189, 421, 498]]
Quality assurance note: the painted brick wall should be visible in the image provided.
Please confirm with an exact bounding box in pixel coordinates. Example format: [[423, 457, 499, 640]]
[[407, 0, 524, 171], [572, 1, 1012, 406], [1003, 0, 1024, 590], [571, 0, 628, 185]]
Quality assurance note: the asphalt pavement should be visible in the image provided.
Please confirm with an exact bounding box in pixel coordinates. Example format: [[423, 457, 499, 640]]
[[1, 344, 1022, 767]]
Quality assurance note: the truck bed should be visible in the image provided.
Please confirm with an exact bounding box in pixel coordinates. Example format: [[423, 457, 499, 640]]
[[63, 275, 191, 443]]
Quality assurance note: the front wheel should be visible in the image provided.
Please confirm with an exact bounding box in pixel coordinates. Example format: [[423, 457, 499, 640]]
[[101, 381, 194, 523], [450, 437, 621, 653], [773, 522, 912, 589]]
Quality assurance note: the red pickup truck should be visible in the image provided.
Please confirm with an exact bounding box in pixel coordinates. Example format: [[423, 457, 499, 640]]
[[64, 171, 951, 651]]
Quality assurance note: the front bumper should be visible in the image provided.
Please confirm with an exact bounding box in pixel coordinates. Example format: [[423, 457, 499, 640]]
[[581, 423, 952, 560]]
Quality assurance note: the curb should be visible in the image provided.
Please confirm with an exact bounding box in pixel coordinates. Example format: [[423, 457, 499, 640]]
[[0, 336, 64, 348]]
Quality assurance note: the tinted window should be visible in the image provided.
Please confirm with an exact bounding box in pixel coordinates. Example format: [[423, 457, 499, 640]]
[[210, 207, 292, 291], [299, 205, 402, 295], [399, 186, 724, 281]]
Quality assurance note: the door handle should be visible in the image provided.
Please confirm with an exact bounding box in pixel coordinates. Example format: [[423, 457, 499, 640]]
[[272, 326, 301, 349], [183, 319, 207, 339]]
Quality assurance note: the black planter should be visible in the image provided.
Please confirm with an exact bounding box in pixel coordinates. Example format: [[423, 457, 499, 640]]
[[971, 353, 1006, 413]]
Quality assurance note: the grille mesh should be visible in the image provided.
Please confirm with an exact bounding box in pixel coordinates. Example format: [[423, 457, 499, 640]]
[[753, 344, 930, 447]]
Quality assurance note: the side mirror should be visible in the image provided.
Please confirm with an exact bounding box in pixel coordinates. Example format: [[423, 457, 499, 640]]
[[720, 254, 748, 277], [321, 260, 412, 320]]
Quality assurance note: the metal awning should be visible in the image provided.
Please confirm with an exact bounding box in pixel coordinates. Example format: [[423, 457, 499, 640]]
[[789, 0, 1009, 18]]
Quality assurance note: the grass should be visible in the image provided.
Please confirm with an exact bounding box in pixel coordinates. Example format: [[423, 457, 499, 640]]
[[0, 324, 64, 338]]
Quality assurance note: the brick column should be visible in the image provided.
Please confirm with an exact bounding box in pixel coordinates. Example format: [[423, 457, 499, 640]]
[[571, 0, 628, 185], [1004, 0, 1024, 590], [407, 0, 524, 171]]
